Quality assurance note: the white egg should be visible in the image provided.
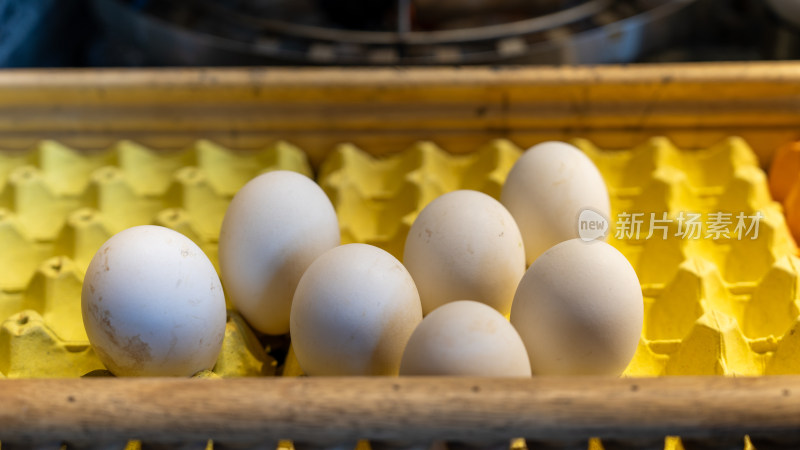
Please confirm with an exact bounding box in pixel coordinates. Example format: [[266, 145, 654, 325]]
[[510, 239, 643, 376], [81, 225, 226, 377], [403, 190, 525, 316], [219, 170, 340, 335], [399, 300, 531, 377], [501, 141, 610, 265], [290, 243, 422, 376]]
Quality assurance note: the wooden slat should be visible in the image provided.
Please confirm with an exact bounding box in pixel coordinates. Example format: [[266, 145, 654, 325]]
[[0, 63, 799, 104], [0, 64, 797, 162], [0, 63, 797, 167], [0, 377, 799, 444]]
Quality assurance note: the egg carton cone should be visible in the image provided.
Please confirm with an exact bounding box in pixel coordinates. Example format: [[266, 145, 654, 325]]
[[0, 139, 312, 294], [318, 140, 520, 259], [0, 305, 273, 378], [0, 310, 103, 378]]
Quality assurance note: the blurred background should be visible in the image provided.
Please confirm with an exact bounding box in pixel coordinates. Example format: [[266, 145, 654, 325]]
[[2, 0, 800, 67]]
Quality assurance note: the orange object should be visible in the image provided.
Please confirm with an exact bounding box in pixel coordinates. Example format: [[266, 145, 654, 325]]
[[785, 180, 800, 243], [769, 141, 800, 202], [772, 141, 800, 243]]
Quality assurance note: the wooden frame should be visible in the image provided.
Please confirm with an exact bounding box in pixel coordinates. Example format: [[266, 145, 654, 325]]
[[2, 63, 800, 447], [1, 377, 799, 447], [0, 63, 798, 166]]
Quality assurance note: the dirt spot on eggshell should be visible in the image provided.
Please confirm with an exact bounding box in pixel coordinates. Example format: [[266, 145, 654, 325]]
[[121, 335, 152, 368], [89, 303, 152, 374], [89, 303, 117, 346], [103, 246, 111, 272], [469, 316, 498, 335]]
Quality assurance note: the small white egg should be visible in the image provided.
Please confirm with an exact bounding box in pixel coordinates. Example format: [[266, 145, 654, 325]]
[[501, 141, 610, 264], [510, 239, 643, 376], [81, 225, 226, 377], [290, 243, 422, 376], [219, 170, 340, 335], [403, 190, 525, 316], [399, 300, 531, 377]]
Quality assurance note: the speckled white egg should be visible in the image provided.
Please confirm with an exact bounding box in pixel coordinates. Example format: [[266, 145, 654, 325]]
[[403, 190, 525, 316], [510, 239, 643, 376], [290, 243, 422, 376], [501, 141, 610, 265], [399, 300, 531, 377], [219, 170, 340, 335], [81, 225, 226, 377]]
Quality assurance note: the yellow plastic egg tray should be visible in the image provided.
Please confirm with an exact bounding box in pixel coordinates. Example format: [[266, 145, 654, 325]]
[[1, 134, 794, 450], [0, 139, 312, 378], [320, 136, 799, 380], [2, 135, 797, 382]]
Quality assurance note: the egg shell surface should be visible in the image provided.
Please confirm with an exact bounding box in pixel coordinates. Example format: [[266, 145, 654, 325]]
[[290, 243, 422, 376], [219, 170, 340, 335], [501, 141, 610, 264], [403, 190, 525, 316], [81, 225, 227, 377], [510, 238, 643, 376], [400, 300, 531, 377]]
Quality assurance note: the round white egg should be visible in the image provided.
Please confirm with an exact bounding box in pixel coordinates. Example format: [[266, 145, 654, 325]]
[[399, 300, 531, 377], [219, 170, 340, 335], [501, 141, 610, 265], [510, 239, 643, 376], [81, 225, 227, 377], [290, 243, 422, 376], [403, 190, 525, 316]]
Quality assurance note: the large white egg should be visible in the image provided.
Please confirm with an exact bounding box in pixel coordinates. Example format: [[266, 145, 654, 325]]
[[501, 141, 610, 265], [403, 190, 525, 316], [399, 300, 531, 377], [510, 239, 643, 376], [290, 243, 422, 376], [219, 170, 340, 335], [81, 225, 226, 377]]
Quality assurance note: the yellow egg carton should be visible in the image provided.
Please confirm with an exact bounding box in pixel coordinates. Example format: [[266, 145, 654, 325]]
[[1, 135, 798, 387], [320, 136, 799, 379], [577, 137, 798, 377], [0, 139, 312, 378]]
